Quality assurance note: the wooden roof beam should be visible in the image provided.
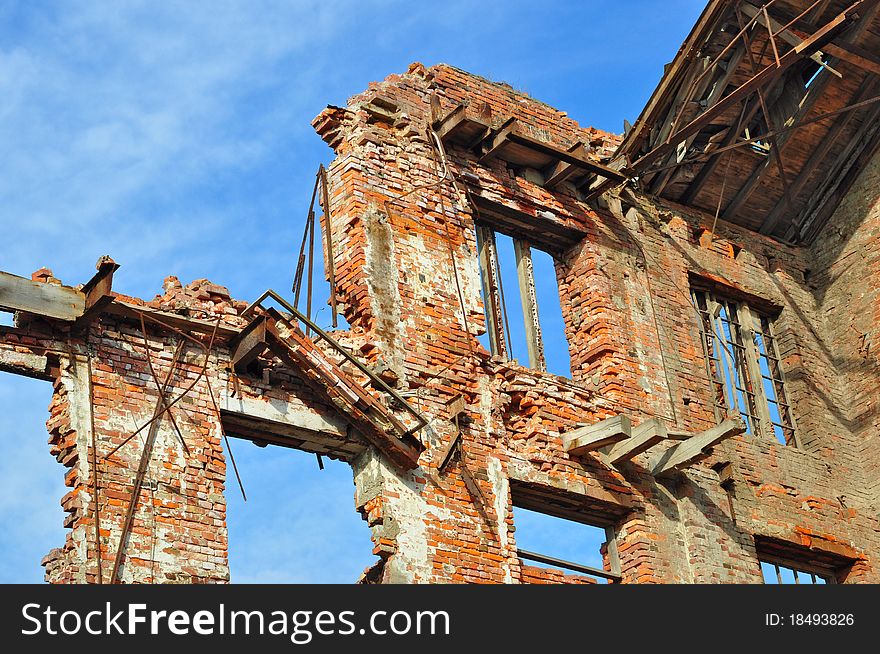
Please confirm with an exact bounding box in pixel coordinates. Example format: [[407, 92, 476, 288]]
[[764, 75, 879, 236], [631, 0, 876, 175], [793, 101, 880, 242]]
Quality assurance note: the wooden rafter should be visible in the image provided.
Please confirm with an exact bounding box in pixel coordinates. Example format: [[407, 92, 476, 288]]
[[631, 0, 876, 175]]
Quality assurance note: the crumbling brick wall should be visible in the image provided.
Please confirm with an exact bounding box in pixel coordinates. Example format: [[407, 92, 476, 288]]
[[3, 62, 879, 584], [309, 63, 880, 583]]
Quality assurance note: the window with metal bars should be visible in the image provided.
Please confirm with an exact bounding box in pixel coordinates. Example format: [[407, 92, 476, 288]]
[[760, 561, 831, 585], [691, 288, 798, 447], [474, 225, 571, 377]]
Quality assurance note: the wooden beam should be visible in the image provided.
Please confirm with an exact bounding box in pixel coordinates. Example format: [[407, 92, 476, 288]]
[[679, 93, 763, 205], [616, 0, 733, 158], [740, 2, 842, 76], [764, 75, 879, 236], [72, 256, 120, 331], [506, 132, 626, 182], [513, 239, 545, 371], [795, 100, 880, 242], [0, 271, 85, 321], [230, 315, 269, 371], [631, 0, 873, 175], [432, 104, 469, 141], [650, 418, 746, 476], [543, 142, 589, 188], [602, 418, 668, 465], [477, 117, 517, 163], [650, 44, 748, 196], [562, 415, 631, 456]]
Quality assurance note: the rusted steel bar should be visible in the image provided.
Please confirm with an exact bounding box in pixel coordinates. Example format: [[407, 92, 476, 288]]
[[203, 372, 247, 502], [104, 317, 221, 459], [138, 313, 190, 457], [638, 93, 880, 178], [306, 192, 315, 338], [319, 165, 338, 329], [517, 548, 622, 581], [241, 289, 429, 434], [293, 171, 321, 306], [109, 339, 185, 584]]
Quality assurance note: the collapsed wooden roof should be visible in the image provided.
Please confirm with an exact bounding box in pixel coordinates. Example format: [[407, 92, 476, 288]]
[[615, 0, 880, 244]]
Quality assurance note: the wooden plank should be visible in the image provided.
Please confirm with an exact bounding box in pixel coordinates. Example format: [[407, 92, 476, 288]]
[[543, 142, 589, 187], [72, 256, 119, 331], [506, 132, 626, 182], [230, 315, 269, 371], [616, 0, 732, 158], [433, 104, 469, 141], [563, 415, 631, 455], [0, 271, 85, 321], [478, 117, 517, 163], [631, 0, 873, 174], [513, 239, 545, 371], [602, 418, 668, 465], [469, 194, 587, 250], [796, 101, 880, 242], [650, 417, 746, 476], [475, 225, 507, 358]]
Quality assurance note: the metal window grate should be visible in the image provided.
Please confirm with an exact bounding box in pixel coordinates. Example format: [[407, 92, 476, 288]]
[[760, 561, 829, 584], [691, 289, 798, 446]]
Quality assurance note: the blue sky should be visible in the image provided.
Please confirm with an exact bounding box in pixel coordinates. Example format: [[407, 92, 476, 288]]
[[0, 0, 703, 583]]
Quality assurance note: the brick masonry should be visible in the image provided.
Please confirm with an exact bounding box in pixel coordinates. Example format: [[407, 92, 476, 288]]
[[0, 62, 878, 583]]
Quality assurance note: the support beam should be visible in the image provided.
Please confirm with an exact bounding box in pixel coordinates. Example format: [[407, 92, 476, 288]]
[[513, 239, 545, 371], [543, 143, 589, 188], [562, 415, 632, 456], [230, 315, 269, 371], [0, 271, 85, 321], [73, 256, 120, 331], [650, 418, 746, 477], [631, 0, 875, 174], [795, 101, 880, 242], [478, 118, 517, 163], [602, 418, 669, 465]]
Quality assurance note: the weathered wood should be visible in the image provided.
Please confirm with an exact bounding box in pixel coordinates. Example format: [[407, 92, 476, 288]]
[[72, 257, 120, 331], [617, 0, 733, 157], [651, 418, 746, 476], [0, 271, 85, 321], [478, 117, 517, 163], [543, 142, 589, 187], [602, 418, 668, 465], [632, 0, 872, 174], [230, 315, 269, 371], [563, 415, 632, 456], [513, 238, 545, 371], [505, 132, 626, 182], [432, 104, 468, 140]]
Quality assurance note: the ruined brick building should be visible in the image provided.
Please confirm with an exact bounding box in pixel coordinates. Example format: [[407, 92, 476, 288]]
[[2, 0, 879, 583]]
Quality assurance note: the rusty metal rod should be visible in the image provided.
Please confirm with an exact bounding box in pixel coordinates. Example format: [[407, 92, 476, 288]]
[[242, 289, 430, 434], [138, 313, 190, 457], [319, 165, 339, 329], [203, 372, 247, 502], [109, 339, 185, 583], [104, 317, 221, 459]]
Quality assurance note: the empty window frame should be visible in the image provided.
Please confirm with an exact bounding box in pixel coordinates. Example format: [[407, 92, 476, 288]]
[[513, 505, 620, 583], [691, 288, 798, 447], [475, 225, 571, 376], [760, 560, 831, 584]]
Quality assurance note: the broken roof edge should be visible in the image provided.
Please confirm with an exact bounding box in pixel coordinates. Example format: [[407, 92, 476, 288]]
[[312, 61, 623, 155], [613, 0, 730, 163]]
